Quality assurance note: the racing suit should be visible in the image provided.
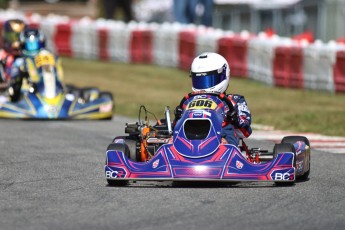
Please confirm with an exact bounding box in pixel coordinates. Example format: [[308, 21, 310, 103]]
[[0, 49, 18, 92], [8, 57, 27, 102], [221, 94, 252, 146], [175, 93, 252, 146]]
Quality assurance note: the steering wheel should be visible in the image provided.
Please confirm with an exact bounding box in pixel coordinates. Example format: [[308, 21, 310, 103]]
[[178, 92, 235, 113]]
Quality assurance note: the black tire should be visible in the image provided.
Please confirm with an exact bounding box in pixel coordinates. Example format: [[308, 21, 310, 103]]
[[81, 87, 100, 103], [65, 84, 75, 92], [273, 143, 296, 186], [106, 143, 129, 186], [112, 136, 140, 161], [281, 136, 310, 146], [281, 136, 310, 181], [65, 84, 81, 98]]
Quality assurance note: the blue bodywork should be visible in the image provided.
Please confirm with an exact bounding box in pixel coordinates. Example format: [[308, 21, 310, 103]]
[[105, 94, 308, 183]]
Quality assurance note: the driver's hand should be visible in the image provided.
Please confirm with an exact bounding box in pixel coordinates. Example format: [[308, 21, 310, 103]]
[[226, 110, 239, 127], [174, 106, 183, 119]]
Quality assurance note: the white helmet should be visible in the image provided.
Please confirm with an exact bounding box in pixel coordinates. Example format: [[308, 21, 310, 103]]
[[190, 52, 230, 93]]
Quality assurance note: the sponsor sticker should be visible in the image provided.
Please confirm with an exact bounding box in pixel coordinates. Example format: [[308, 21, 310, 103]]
[[236, 160, 244, 169], [152, 159, 160, 169], [100, 103, 113, 113]]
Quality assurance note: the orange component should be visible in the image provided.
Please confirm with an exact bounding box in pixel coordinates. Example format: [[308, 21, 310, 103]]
[[140, 127, 151, 161]]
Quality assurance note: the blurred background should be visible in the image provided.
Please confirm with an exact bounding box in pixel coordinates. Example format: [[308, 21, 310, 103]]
[[1, 0, 345, 42]]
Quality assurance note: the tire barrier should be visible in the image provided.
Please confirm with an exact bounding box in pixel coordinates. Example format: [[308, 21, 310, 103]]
[[1, 12, 345, 93]]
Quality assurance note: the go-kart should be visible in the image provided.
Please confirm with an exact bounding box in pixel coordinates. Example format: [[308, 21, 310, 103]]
[[0, 49, 113, 119], [105, 92, 310, 186]]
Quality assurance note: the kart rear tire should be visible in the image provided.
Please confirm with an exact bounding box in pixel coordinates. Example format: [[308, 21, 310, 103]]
[[281, 136, 310, 181], [273, 143, 296, 186], [106, 143, 129, 186], [65, 84, 81, 98]]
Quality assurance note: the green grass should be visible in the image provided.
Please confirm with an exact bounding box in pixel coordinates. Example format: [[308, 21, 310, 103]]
[[62, 57, 345, 137]]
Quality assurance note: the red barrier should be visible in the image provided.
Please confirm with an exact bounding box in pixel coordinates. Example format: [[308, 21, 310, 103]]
[[54, 23, 72, 57], [333, 50, 345, 92], [217, 35, 248, 78], [98, 28, 110, 61], [273, 45, 304, 88], [178, 30, 196, 71], [130, 29, 153, 64], [289, 46, 304, 88]]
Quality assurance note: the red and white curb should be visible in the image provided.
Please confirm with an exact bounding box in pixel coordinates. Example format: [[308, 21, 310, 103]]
[[251, 129, 345, 154]]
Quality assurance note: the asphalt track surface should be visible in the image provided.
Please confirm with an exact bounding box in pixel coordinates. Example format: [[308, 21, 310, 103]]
[[1, 116, 344, 230]]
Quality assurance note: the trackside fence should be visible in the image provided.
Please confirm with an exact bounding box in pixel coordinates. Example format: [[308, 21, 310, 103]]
[[1, 12, 345, 93]]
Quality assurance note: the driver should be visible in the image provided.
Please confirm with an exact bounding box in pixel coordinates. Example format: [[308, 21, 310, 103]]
[[8, 28, 63, 102], [174, 52, 252, 146], [0, 19, 26, 92]]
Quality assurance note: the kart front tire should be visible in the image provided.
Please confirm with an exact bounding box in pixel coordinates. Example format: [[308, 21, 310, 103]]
[[106, 143, 129, 186], [273, 143, 296, 186], [112, 136, 140, 161], [281, 136, 310, 181]]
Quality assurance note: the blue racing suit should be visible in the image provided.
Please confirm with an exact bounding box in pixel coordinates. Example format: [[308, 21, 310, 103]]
[[221, 94, 252, 146]]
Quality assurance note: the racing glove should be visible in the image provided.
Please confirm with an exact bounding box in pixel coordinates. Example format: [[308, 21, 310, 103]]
[[174, 106, 183, 120], [226, 110, 240, 127]]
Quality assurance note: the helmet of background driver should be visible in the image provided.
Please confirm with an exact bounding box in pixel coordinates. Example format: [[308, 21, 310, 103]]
[[190, 52, 230, 93], [19, 28, 46, 56], [3, 19, 26, 55]]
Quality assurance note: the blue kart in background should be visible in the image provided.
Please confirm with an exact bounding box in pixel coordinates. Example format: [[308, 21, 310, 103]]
[[105, 92, 310, 186], [0, 50, 114, 120]]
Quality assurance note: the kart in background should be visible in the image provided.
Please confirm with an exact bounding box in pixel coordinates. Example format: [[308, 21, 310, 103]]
[[0, 50, 114, 119], [105, 92, 310, 186]]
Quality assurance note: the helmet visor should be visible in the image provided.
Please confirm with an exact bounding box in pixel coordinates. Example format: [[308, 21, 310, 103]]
[[191, 68, 226, 90], [25, 40, 39, 52]]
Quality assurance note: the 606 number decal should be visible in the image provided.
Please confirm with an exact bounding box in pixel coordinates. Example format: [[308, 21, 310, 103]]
[[187, 99, 217, 110]]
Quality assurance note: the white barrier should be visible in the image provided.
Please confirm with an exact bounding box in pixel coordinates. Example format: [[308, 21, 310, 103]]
[[152, 22, 182, 68], [303, 40, 345, 92], [196, 27, 224, 56], [247, 35, 281, 85]]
